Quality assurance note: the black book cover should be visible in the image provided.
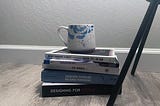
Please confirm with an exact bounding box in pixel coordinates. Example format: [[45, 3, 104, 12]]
[[42, 83, 122, 97]]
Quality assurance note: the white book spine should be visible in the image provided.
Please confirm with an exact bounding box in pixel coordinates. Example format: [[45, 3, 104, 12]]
[[43, 59, 119, 75], [45, 53, 118, 63]]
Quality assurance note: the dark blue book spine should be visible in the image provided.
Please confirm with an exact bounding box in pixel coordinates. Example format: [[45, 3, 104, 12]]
[[41, 69, 118, 85]]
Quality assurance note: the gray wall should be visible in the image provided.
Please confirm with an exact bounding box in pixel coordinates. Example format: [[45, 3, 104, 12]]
[[0, 0, 160, 48]]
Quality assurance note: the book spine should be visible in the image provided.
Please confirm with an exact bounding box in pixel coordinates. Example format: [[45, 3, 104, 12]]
[[45, 53, 119, 63], [42, 84, 122, 97], [41, 69, 118, 85], [42, 59, 119, 75]]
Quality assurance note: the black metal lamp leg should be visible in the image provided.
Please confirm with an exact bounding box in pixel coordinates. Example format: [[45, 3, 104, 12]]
[[131, 1, 159, 76], [106, 0, 160, 106]]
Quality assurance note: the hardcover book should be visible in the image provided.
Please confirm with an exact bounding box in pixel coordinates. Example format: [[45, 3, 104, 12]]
[[41, 69, 119, 85], [45, 47, 119, 63], [42, 82, 122, 97], [43, 58, 119, 74]]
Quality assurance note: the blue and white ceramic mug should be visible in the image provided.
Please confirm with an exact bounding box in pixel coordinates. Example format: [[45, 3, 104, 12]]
[[57, 24, 96, 53]]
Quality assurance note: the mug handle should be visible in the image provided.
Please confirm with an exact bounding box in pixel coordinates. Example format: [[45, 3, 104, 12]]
[[57, 26, 69, 46]]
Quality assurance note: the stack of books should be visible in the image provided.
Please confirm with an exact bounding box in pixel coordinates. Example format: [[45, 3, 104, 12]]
[[41, 47, 121, 97]]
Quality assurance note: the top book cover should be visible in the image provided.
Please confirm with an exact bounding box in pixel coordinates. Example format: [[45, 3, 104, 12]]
[[45, 47, 119, 63]]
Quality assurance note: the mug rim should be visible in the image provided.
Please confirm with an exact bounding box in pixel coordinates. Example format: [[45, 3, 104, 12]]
[[68, 24, 94, 26]]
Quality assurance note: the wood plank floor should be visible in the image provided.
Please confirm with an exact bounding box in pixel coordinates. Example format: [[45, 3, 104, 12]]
[[0, 63, 160, 106]]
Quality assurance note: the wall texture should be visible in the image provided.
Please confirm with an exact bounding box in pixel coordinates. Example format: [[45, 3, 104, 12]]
[[0, 0, 160, 48]]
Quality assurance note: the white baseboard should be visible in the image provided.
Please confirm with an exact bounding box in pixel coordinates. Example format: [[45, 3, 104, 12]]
[[0, 45, 160, 72]]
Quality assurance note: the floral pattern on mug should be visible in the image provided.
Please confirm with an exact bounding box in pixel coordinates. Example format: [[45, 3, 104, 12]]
[[68, 25, 94, 40]]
